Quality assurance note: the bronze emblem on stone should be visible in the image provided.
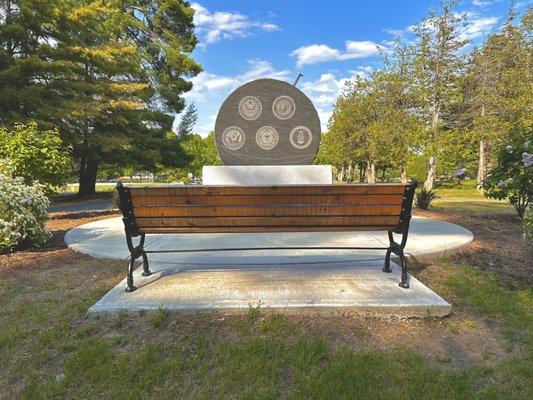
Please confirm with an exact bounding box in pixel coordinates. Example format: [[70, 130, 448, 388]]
[[238, 96, 262, 120], [215, 78, 321, 165], [290, 126, 313, 149], [272, 95, 296, 120], [256, 126, 279, 150], [222, 126, 245, 150]]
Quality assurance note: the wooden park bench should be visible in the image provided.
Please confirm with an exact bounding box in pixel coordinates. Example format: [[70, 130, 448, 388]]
[[116, 182, 417, 293]]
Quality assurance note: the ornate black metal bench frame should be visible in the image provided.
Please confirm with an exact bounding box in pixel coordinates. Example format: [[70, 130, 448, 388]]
[[116, 182, 417, 293]]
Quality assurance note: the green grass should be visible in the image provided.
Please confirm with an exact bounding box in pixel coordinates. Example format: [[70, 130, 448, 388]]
[[62, 182, 176, 193], [440, 264, 533, 334], [428, 180, 515, 215], [1, 261, 531, 399], [2, 190, 531, 399]]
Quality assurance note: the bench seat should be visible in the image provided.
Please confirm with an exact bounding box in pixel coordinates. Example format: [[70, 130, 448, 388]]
[[117, 182, 417, 292]]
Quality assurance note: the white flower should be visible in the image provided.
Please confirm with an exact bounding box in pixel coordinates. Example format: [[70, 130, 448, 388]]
[[0, 171, 49, 252], [497, 180, 505, 188], [523, 152, 533, 168], [506, 145, 514, 154]]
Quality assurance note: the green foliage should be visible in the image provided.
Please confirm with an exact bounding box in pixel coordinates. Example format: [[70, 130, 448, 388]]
[[481, 126, 532, 218], [323, 48, 423, 182], [0, 122, 70, 194], [523, 208, 533, 242], [415, 187, 439, 209], [176, 104, 198, 140], [0, 162, 50, 252], [0, 0, 201, 194], [180, 132, 221, 179], [320, 5, 532, 191], [411, 0, 469, 189], [406, 153, 428, 182]]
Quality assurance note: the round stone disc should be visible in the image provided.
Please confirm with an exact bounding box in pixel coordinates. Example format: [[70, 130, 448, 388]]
[[214, 78, 321, 165]]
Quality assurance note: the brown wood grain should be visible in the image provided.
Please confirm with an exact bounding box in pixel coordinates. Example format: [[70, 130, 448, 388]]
[[133, 205, 402, 218], [126, 184, 409, 233], [131, 194, 404, 207], [135, 216, 400, 228], [138, 225, 399, 234], [128, 184, 408, 197]]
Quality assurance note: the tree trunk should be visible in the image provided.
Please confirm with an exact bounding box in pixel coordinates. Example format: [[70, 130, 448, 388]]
[[346, 161, 354, 183], [78, 156, 99, 196], [424, 156, 436, 190], [366, 162, 376, 184], [338, 164, 345, 182], [477, 138, 489, 184], [358, 162, 367, 182], [424, 97, 441, 191], [400, 169, 408, 183], [380, 167, 387, 182]]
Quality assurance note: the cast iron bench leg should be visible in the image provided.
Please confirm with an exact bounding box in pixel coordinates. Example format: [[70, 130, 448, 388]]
[[124, 233, 151, 292], [126, 258, 136, 292], [383, 230, 410, 289], [398, 250, 409, 289]]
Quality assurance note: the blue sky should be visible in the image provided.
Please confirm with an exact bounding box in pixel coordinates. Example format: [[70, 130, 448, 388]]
[[181, 0, 531, 136]]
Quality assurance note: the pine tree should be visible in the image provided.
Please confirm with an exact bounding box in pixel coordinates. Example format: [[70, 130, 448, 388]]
[[0, 0, 201, 195], [411, 0, 468, 190], [462, 7, 532, 183], [176, 103, 198, 139]]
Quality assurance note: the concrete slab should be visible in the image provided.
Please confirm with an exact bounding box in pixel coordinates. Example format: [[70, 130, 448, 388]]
[[65, 216, 474, 263], [88, 260, 451, 317], [65, 215, 472, 317], [202, 165, 333, 185]]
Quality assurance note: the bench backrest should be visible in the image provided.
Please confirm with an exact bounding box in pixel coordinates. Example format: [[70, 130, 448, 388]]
[[117, 183, 417, 235]]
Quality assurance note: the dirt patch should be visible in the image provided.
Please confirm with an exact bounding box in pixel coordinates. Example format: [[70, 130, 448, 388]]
[[0, 212, 119, 277], [414, 209, 532, 286]]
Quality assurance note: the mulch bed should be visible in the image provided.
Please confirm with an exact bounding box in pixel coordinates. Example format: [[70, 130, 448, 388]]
[[414, 209, 531, 286]]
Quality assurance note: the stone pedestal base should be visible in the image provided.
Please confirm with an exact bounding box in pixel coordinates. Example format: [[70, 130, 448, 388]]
[[202, 165, 333, 185]]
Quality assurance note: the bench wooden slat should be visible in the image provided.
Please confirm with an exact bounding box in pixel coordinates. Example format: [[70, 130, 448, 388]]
[[131, 194, 404, 207], [135, 216, 400, 228], [138, 225, 400, 234], [128, 184, 408, 197], [132, 205, 403, 218]]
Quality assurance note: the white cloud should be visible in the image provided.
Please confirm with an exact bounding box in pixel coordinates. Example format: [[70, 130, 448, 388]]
[[298, 69, 372, 130], [191, 3, 279, 45], [516, 0, 533, 8], [183, 60, 291, 135], [472, 0, 494, 7], [290, 41, 383, 67], [184, 63, 371, 135], [386, 10, 499, 44], [185, 59, 291, 104], [459, 13, 499, 40]]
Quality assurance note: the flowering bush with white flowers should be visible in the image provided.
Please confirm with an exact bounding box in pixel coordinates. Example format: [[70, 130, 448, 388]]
[[0, 162, 50, 252], [481, 126, 532, 218]]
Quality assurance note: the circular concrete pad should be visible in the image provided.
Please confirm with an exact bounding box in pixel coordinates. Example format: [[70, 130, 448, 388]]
[[65, 216, 473, 264], [68, 216, 472, 317]]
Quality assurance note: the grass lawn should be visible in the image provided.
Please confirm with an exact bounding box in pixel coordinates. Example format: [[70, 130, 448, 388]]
[[432, 180, 515, 215], [0, 187, 531, 399]]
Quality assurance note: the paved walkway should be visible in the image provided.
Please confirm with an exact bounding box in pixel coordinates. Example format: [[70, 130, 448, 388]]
[[66, 216, 473, 317], [48, 198, 114, 213]]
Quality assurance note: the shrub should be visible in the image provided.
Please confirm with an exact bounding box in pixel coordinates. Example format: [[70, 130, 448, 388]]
[[415, 187, 439, 209], [0, 121, 71, 194], [481, 126, 532, 218], [523, 208, 533, 242], [0, 163, 50, 252]]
